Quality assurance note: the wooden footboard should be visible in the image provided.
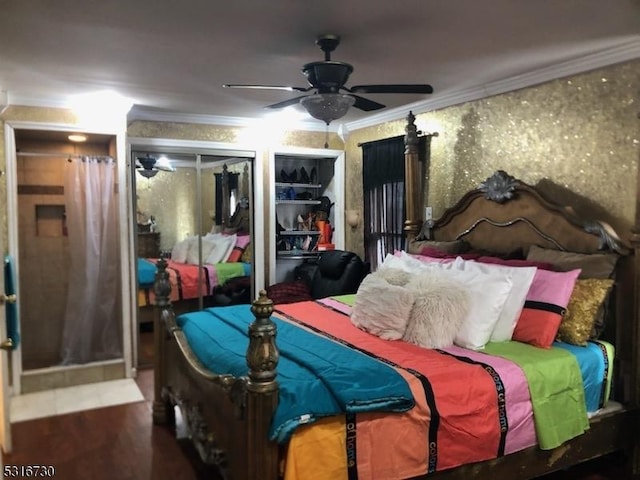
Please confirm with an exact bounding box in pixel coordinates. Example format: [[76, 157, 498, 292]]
[[152, 256, 280, 480]]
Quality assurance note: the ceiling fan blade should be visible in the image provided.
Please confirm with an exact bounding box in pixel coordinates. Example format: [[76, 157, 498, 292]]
[[350, 94, 386, 112], [264, 95, 310, 110], [223, 84, 311, 93], [350, 84, 434, 94]]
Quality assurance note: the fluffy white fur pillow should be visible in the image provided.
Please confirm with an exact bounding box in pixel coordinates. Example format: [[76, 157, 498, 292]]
[[377, 267, 411, 286], [403, 271, 470, 349], [351, 273, 415, 340]]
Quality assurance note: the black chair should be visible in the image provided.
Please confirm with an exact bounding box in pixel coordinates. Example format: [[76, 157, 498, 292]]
[[297, 250, 369, 299], [266, 250, 369, 305]]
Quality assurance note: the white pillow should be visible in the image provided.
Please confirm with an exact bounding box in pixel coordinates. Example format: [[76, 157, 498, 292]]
[[219, 233, 237, 262], [186, 236, 201, 265], [201, 236, 218, 263], [351, 273, 415, 340], [171, 237, 192, 263], [204, 234, 237, 264], [460, 260, 537, 342], [437, 258, 514, 350], [379, 252, 440, 274], [404, 271, 470, 349]]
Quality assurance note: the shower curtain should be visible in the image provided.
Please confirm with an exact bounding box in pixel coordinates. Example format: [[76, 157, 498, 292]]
[[60, 156, 121, 365]]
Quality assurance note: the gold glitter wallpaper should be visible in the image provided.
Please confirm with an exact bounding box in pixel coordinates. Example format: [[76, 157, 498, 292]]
[[344, 59, 640, 257]]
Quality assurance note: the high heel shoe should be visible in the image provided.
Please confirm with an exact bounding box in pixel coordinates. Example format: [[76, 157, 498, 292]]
[[310, 167, 317, 185], [300, 166, 310, 184]]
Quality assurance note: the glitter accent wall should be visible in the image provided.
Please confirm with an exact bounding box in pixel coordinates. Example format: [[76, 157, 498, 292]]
[[344, 59, 640, 256]]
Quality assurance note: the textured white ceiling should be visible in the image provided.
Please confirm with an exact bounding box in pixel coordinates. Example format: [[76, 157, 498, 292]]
[[1, 0, 639, 128]]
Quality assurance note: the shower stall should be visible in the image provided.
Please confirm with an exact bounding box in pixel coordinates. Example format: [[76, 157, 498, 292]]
[[8, 127, 130, 393]]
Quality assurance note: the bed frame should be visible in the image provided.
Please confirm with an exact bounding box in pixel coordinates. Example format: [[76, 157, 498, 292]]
[[151, 113, 640, 479]]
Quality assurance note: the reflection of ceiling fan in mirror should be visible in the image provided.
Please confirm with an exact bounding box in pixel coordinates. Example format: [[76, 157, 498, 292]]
[[223, 34, 434, 125], [135, 154, 176, 178]]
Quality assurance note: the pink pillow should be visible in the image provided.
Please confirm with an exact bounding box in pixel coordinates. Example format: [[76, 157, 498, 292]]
[[512, 268, 581, 348], [227, 235, 251, 262]]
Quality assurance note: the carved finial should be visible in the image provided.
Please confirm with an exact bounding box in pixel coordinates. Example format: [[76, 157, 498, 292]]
[[405, 111, 419, 151], [479, 170, 520, 203], [154, 256, 172, 307], [246, 291, 279, 392]]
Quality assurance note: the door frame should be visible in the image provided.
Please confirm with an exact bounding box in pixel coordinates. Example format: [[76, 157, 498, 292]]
[[268, 146, 345, 285], [4, 120, 133, 393], [0, 237, 11, 453]]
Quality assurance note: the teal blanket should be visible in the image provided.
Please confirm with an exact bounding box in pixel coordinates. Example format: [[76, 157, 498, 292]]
[[137, 258, 157, 287], [177, 305, 414, 443]]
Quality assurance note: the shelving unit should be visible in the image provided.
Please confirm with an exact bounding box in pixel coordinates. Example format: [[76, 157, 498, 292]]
[[268, 147, 345, 285]]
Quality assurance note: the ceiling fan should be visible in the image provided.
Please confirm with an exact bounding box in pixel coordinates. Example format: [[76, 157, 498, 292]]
[[135, 154, 175, 179], [223, 34, 433, 124]]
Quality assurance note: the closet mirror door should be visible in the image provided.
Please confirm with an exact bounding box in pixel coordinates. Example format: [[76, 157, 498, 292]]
[[202, 156, 254, 308], [132, 145, 256, 368], [133, 150, 199, 368]]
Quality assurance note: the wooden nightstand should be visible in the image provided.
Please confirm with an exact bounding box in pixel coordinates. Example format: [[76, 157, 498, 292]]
[[137, 232, 161, 258]]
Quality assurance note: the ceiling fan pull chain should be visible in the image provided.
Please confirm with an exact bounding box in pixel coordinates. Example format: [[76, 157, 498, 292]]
[[324, 125, 329, 149]]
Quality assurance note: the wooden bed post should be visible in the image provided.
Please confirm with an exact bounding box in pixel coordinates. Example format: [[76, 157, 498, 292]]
[[152, 256, 173, 424], [245, 290, 280, 480], [404, 111, 423, 243]]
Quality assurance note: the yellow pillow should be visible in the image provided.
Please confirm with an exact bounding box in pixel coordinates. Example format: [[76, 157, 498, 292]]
[[557, 278, 614, 346]]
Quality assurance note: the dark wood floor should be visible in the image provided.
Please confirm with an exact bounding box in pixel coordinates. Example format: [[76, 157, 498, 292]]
[[2, 368, 222, 480], [2, 366, 635, 480]]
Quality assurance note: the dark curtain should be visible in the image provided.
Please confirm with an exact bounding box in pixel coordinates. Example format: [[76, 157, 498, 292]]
[[214, 172, 239, 225], [362, 135, 406, 271]]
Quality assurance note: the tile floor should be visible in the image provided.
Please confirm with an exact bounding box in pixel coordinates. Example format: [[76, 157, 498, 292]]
[[10, 378, 145, 422]]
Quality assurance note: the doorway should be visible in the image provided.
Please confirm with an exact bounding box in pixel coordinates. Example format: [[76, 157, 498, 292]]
[[4, 122, 134, 396]]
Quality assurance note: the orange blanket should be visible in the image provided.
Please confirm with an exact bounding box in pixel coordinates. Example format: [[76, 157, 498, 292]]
[[276, 301, 510, 480]]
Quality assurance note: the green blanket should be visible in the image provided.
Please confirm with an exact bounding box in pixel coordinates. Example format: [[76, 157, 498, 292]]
[[484, 341, 589, 449], [331, 293, 356, 306], [213, 262, 246, 285]]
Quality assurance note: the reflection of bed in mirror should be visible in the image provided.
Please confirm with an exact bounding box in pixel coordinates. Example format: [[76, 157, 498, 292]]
[[137, 161, 253, 324]]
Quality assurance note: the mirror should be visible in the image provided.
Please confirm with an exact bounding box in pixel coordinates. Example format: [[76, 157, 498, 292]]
[[131, 144, 256, 367]]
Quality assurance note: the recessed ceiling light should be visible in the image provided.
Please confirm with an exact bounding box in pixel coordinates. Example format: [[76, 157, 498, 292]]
[[68, 134, 87, 142]]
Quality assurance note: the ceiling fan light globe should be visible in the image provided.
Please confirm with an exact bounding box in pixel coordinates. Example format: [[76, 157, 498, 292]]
[[300, 93, 355, 124]]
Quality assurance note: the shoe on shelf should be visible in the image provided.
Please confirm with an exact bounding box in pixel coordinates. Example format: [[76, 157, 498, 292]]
[[280, 169, 289, 182], [289, 169, 298, 183], [310, 167, 317, 185], [300, 166, 310, 183]]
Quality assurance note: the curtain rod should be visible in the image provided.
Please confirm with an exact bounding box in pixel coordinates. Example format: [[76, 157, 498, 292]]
[[357, 132, 437, 148], [16, 152, 112, 159]]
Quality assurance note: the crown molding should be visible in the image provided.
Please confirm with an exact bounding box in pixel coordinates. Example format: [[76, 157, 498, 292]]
[[344, 37, 640, 132], [127, 107, 333, 132], [5, 92, 72, 110]]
